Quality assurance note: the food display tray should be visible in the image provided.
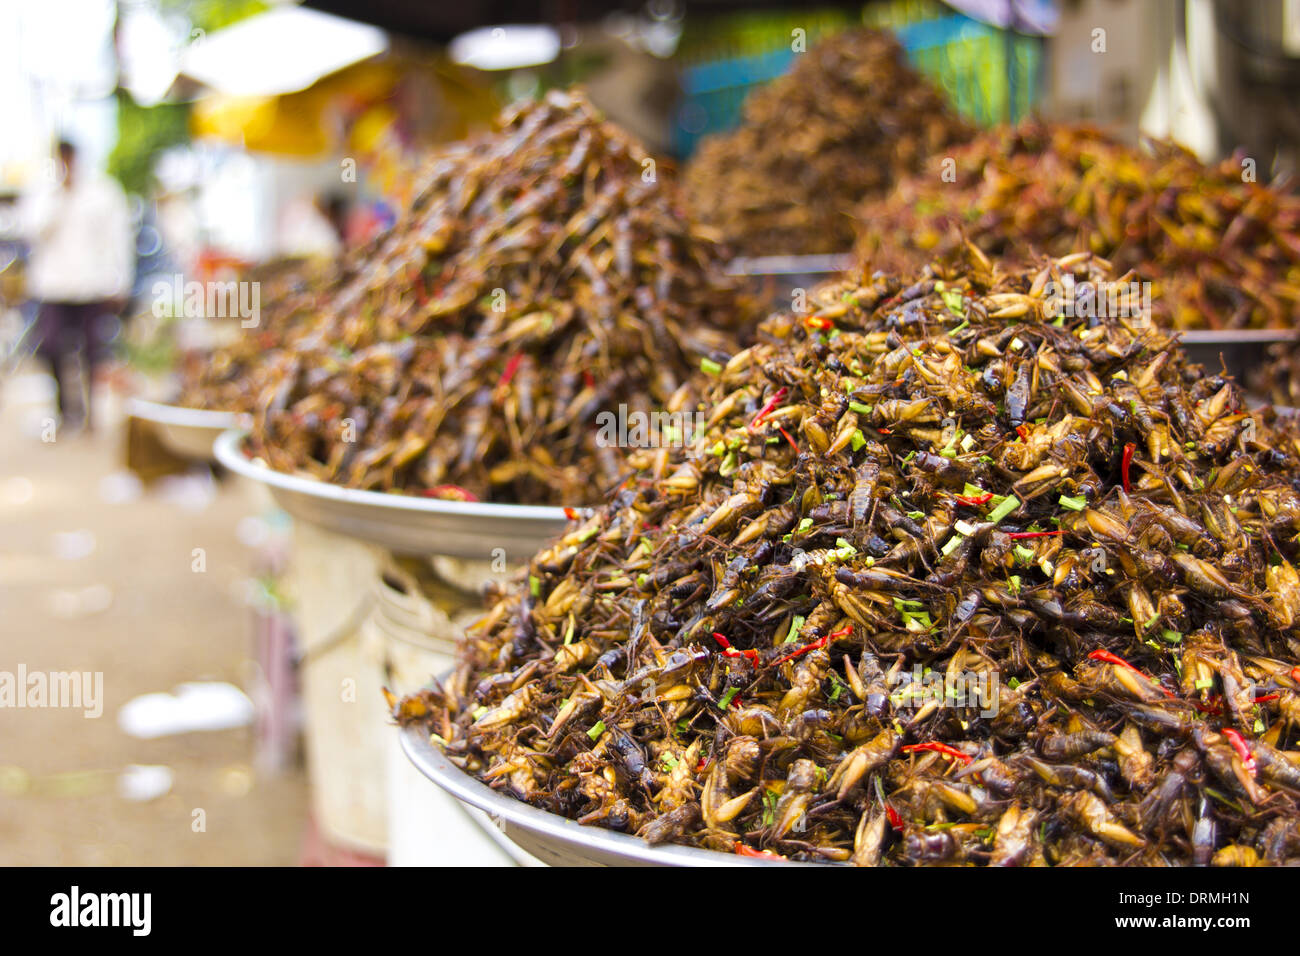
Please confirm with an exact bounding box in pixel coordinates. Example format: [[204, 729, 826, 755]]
[[214, 430, 569, 561], [127, 398, 248, 461], [400, 724, 804, 867]]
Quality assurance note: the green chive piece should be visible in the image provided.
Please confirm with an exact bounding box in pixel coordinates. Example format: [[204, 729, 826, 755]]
[[784, 614, 806, 644], [988, 495, 1021, 523]]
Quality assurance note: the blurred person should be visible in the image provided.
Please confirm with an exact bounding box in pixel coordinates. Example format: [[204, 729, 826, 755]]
[[20, 139, 133, 432]]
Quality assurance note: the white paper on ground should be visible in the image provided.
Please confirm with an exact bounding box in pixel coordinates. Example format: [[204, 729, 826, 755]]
[[117, 764, 174, 801], [117, 682, 254, 739]]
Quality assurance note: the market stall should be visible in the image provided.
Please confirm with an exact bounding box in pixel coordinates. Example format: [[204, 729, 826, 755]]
[[8, 0, 1300, 884]]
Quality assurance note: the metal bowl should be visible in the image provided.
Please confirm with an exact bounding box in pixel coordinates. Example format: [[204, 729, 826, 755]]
[[126, 398, 248, 461], [400, 724, 805, 867], [1176, 329, 1298, 384], [727, 253, 851, 307], [213, 430, 569, 561]]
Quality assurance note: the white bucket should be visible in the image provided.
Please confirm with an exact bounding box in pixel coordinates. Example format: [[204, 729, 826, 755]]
[[287, 521, 387, 856], [372, 557, 541, 866]]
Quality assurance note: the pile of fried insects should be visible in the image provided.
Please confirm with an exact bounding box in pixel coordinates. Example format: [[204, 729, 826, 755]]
[[854, 121, 1300, 331], [248, 89, 749, 506], [396, 248, 1300, 865], [684, 27, 972, 257]]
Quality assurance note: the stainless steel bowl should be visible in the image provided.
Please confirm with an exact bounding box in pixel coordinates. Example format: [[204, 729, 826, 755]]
[[400, 724, 806, 867], [127, 398, 248, 461], [727, 253, 851, 307], [1176, 329, 1298, 384], [213, 430, 569, 561]]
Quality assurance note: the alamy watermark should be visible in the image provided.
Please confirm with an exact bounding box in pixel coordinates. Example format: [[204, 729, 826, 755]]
[[0, 665, 102, 718], [888, 665, 1000, 718], [595, 404, 707, 449], [151, 274, 261, 328], [1043, 276, 1152, 321], [50, 886, 150, 936]]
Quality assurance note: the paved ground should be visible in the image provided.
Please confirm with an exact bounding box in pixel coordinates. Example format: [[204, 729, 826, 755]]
[[0, 366, 308, 865]]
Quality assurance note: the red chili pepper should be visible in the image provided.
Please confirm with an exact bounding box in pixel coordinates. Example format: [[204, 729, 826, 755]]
[[421, 484, 479, 502], [1087, 649, 1177, 699], [748, 387, 788, 431], [1222, 728, 1257, 778], [901, 742, 973, 765], [955, 492, 994, 506], [582, 370, 595, 389], [885, 803, 905, 831], [877, 427, 893, 435], [497, 352, 523, 390], [1015, 425, 1029, 441], [772, 635, 830, 667], [826, 623, 855, 640], [1121, 442, 1136, 493], [734, 842, 785, 860], [414, 276, 428, 306], [778, 426, 799, 451], [563, 507, 581, 521], [802, 313, 834, 331], [1005, 530, 1063, 539], [711, 632, 758, 662], [1254, 693, 1280, 704], [1087, 648, 1141, 673], [1291, 666, 1300, 684]]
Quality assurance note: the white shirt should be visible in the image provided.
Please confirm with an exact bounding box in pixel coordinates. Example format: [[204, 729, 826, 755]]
[[20, 172, 134, 302]]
